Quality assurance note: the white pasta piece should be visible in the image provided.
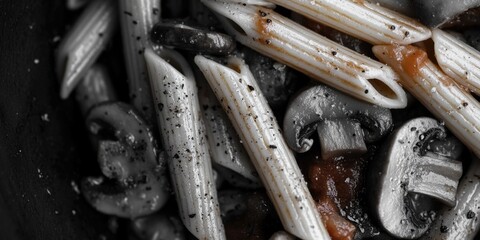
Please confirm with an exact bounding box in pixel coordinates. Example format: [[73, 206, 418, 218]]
[[75, 64, 116, 115], [56, 0, 116, 99], [201, 0, 407, 109], [119, 0, 160, 122], [144, 49, 225, 240], [373, 44, 480, 158], [197, 76, 260, 182], [195, 55, 330, 240], [265, 0, 430, 45], [432, 29, 480, 95]]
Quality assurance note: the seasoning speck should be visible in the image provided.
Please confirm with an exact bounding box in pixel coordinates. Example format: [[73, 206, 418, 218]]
[[41, 113, 50, 122], [34, 59, 40, 64]]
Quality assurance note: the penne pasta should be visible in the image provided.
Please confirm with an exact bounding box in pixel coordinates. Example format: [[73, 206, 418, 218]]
[[265, 0, 431, 45], [432, 29, 480, 95], [196, 74, 260, 182], [144, 49, 226, 240], [119, 0, 160, 122], [195, 55, 330, 240], [201, 0, 407, 109], [56, 0, 116, 99], [75, 64, 117, 115], [373, 44, 480, 158]]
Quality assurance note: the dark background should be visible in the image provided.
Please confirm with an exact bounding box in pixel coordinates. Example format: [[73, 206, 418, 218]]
[[0, 1, 113, 239]]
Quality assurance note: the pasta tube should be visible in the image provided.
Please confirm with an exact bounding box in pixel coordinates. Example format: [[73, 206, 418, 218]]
[[201, 0, 407, 109], [195, 55, 330, 240], [144, 49, 225, 240], [265, 0, 430, 45], [56, 0, 116, 99], [373, 44, 480, 158], [432, 29, 480, 95]]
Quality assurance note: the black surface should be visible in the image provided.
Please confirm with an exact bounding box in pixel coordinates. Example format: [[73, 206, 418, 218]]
[[0, 1, 112, 239]]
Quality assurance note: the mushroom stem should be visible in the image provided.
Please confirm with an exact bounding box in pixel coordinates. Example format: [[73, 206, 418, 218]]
[[408, 152, 463, 206], [201, 0, 407, 109], [422, 156, 480, 240], [316, 119, 367, 160], [195, 55, 330, 240]]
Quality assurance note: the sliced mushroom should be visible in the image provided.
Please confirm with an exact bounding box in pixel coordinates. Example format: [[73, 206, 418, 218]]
[[131, 211, 186, 240], [144, 49, 226, 240], [150, 20, 236, 55], [55, 0, 116, 99], [369, 117, 463, 239], [283, 84, 392, 157], [412, 0, 480, 27], [422, 156, 480, 240], [81, 102, 169, 218]]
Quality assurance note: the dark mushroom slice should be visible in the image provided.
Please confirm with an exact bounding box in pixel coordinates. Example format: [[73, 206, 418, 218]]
[[368, 0, 414, 16], [283, 84, 392, 158], [150, 20, 236, 55], [368, 117, 463, 239], [81, 102, 169, 219], [464, 29, 480, 51], [130, 211, 186, 240], [442, 7, 480, 29], [412, 0, 480, 27], [241, 46, 298, 111], [423, 156, 480, 240]]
